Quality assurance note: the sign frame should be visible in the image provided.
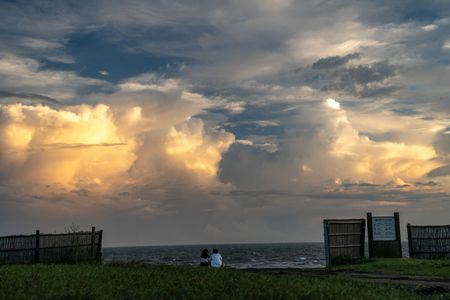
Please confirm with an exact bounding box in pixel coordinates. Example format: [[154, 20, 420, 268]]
[[367, 212, 402, 258]]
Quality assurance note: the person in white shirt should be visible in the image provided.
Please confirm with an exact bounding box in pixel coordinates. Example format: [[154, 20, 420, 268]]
[[210, 248, 223, 268]]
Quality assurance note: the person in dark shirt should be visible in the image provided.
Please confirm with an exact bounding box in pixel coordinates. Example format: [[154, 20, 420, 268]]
[[200, 248, 210, 266]]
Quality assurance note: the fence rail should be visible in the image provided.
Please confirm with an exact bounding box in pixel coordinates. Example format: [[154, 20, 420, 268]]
[[407, 224, 450, 259], [0, 227, 103, 264], [324, 219, 365, 266]]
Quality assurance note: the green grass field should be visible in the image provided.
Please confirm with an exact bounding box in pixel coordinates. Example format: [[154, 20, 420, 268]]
[[0, 263, 433, 300], [332, 258, 450, 278]]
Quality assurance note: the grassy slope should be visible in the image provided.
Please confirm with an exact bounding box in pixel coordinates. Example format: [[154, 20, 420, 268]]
[[0, 263, 429, 300], [332, 258, 450, 278]]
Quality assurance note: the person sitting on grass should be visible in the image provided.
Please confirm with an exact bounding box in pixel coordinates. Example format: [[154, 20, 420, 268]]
[[210, 248, 223, 268], [200, 249, 210, 266]]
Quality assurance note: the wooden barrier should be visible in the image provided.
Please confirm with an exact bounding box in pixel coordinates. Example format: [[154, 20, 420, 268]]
[[0, 227, 103, 264], [323, 219, 365, 266], [407, 224, 450, 259]]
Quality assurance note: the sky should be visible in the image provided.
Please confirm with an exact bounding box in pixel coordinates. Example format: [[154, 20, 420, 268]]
[[0, 0, 449, 246]]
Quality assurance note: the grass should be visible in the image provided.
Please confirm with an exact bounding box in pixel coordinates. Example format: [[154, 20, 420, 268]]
[[0, 263, 432, 300], [332, 258, 450, 278]]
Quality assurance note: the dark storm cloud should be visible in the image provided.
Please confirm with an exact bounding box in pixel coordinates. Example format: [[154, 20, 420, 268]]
[[287, 58, 399, 98], [356, 0, 450, 25], [320, 61, 397, 97], [71, 188, 89, 197], [335, 62, 396, 85], [428, 128, 450, 177], [0, 91, 61, 105], [311, 53, 360, 70], [358, 85, 399, 98], [428, 165, 450, 177], [390, 108, 419, 116], [433, 127, 450, 155], [414, 181, 439, 187]]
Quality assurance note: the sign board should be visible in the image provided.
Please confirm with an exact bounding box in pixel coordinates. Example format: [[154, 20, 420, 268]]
[[372, 216, 396, 241], [367, 212, 402, 258]]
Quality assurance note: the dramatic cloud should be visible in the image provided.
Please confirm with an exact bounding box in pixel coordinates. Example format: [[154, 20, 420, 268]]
[[220, 99, 441, 192], [0, 0, 449, 245], [0, 104, 136, 194], [0, 78, 235, 216]]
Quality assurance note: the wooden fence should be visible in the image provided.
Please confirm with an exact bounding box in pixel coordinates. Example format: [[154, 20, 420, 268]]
[[407, 224, 450, 259], [323, 219, 365, 266], [0, 227, 103, 264]]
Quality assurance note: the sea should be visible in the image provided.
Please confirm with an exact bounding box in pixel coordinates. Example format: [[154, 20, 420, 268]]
[[103, 242, 411, 269]]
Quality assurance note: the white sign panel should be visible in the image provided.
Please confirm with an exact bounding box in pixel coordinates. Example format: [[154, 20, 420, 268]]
[[372, 216, 396, 241]]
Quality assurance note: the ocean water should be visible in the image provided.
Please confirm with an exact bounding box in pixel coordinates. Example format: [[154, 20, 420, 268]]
[[103, 242, 410, 268], [103, 243, 326, 268]]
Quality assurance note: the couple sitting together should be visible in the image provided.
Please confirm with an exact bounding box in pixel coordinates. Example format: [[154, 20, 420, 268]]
[[200, 248, 223, 268]]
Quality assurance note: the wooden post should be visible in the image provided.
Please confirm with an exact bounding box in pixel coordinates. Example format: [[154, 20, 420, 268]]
[[323, 220, 330, 267], [394, 212, 402, 257], [366, 213, 373, 258], [96, 230, 103, 262], [90, 226, 96, 260], [407, 223, 413, 258], [34, 230, 40, 263], [360, 219, 366, 257]]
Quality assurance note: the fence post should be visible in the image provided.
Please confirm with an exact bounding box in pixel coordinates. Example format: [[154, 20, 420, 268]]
[[360, 219, 366, 257], [394, 212, 402, 257], [407, 223, 413, 258], [96, 230, 103, 262], [34, 230, 40, 263], [323, 220, 330, 267], [366, 213, 373, 257], [90, 226, 96, 260]]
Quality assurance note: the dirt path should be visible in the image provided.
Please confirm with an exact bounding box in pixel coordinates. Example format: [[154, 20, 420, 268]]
[[243, 268, 450, 296]]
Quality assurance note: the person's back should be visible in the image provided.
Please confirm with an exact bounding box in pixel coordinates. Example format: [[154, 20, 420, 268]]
[[200, 249, 210, 267], [210, 248, 222, 268]]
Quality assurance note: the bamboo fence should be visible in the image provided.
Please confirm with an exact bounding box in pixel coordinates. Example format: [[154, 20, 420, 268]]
[[323, 219, 365, 266], [0, 227, 103, 264], [407, 224, 450, 259]]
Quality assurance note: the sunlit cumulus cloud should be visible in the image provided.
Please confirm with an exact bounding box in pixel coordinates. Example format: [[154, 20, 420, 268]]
[[322, 99, 440, 185], [166, 118, 234, 176], [0, 104, 138, 195], [0, 79, 235, 212], [324, 98, 340, 110], [221, 98, 442, 193]]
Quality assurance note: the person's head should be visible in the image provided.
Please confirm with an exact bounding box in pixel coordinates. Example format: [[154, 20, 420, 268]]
[[201, 249, 209, 258], [212, 248, 218, 254]]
